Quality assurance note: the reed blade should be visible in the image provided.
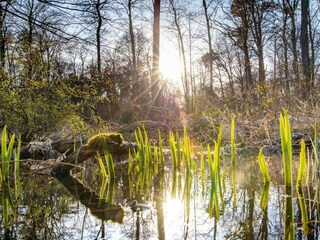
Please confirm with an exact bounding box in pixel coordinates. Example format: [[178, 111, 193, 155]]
[[97, 152, 107, 178], [258, 148, 270, 183], [296, 139, 307, 188], [297, 188, 309, 236], [279, 109, 293, 186], [260, 182, 270, 215]]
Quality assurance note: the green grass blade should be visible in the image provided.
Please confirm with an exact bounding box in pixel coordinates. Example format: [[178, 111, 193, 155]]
[[296, 139, 307, 188], [279, 109, 293, 186], [200, 145, 205, 196], [2, 126, 8, 177], [260, 182, 270, 215], [97, 152, 107, 178], [231, 117, 236, 167], [258, 148, 270, 183], [297, 189, 309, 236]]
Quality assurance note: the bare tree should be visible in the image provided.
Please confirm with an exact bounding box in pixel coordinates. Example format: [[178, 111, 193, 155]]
[[168, 0, 190, 113], [300, 0, 311, 99]]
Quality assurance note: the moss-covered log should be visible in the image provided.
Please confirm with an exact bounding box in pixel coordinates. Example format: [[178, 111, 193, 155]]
[[51, 133, 136, 176]]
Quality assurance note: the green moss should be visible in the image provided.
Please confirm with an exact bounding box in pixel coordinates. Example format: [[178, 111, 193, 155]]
[[87, 133, 124, 152]]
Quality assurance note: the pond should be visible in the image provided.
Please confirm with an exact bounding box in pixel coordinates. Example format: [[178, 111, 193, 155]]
[[1, 153, 319, 239]]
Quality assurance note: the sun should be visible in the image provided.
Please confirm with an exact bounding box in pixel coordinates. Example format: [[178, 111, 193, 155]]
[[160, 38, 182, 86]]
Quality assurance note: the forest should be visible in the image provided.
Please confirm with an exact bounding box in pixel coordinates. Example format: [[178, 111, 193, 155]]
[[1, 1, 320, 239], [0, 0, 319, 141]]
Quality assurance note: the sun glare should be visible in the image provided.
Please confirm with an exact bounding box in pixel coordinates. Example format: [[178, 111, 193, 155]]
[[160, 38, 182, 86]]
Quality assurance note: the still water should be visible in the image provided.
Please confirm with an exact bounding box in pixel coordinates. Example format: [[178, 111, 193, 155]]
[[1, 156, 320, 239]]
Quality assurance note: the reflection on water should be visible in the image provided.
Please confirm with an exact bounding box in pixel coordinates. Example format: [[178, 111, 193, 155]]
[[1, 156, 320, 239]]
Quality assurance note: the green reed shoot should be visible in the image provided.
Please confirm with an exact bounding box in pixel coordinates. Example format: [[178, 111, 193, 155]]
[[200, 145, 205, 195], [314, 120, 319, 180], [214, 124, 224, 208], [106, 179, 115, 205], [128, 149, 134, 174], [260, 182, 270, 215], [279, 109, 293, 186], [231, 117, 237, 206], [2, 181, 16, 228], [176, 132, 181, 172], [171, 169, 178, 198], [207, 144, 220, 220], [14, 134, 21, 191], [296, 139, 307, 188], [297, 188, 309, 236], [258, 148, 270, 183], [98, 177, 107, 206], [158, 129, 165, 172], [97, 152, 107, 178], [1, 126, 15, 179], [231, 117, 236, 167], [153, 144, 159, 174], [284, 187, 294, 240], [170, 132, 178, 171], [104, 151, 115, 181]]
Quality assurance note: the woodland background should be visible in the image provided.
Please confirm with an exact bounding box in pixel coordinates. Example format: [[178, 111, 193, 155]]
[[0, 0, 319, 141]]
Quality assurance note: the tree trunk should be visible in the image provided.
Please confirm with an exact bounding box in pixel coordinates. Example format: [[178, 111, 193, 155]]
[[203, 0, 214, 92], [170, 0, 190, 113], [96, 0, 102, 76], [128, 0, 136, 70], [151, 0, 161, 109], [0, 4, 6, 70], [300, 0, 311, 100]]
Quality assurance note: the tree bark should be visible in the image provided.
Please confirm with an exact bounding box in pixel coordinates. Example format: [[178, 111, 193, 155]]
[[300, 0, 311, 100], [151, 0, 161, 109], [128, 0, 136, 70], [203, 0, 214, 91], [96, 0, 102, 76], [169, 0, 190, 113]]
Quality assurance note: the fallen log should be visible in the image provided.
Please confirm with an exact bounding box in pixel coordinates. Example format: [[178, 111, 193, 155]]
[[51, 132, 137, 176]]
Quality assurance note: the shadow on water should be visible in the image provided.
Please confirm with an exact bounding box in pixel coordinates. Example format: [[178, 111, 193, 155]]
[[57, 175, 124, 223]]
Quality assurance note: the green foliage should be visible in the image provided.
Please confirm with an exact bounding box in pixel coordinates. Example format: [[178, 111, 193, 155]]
[[258, 148, 270, 183], [260, 182, 270, 215], [231, 117, 236, 167], [279, 109, 293, 186], [0, 76, 80, 141], [296, 139, 307, 188], [1, 126, 15, 179]]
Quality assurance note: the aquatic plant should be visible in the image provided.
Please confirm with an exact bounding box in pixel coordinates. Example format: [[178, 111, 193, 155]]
[[214, 124, 224, 208], [14, 134, 21, 191], [170, 131, 178, 171], [200, 145, 205, 196], [231, 117, 236, 167], [158, 129, 165, 172], [105, 151, 115, 181], [284, 187, 294, 240], [297, 188, 309, 236], [260, 182, 270, 215], [296, 139, 307, 188], [1, 126, 15, 179], [314, 120, 319, 180], [97, 152, 107, 178], [279, 109, 293, 186], [258, 148, 270, 183], [207, 144, 219, 220], [231, 117, 237, 206]]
